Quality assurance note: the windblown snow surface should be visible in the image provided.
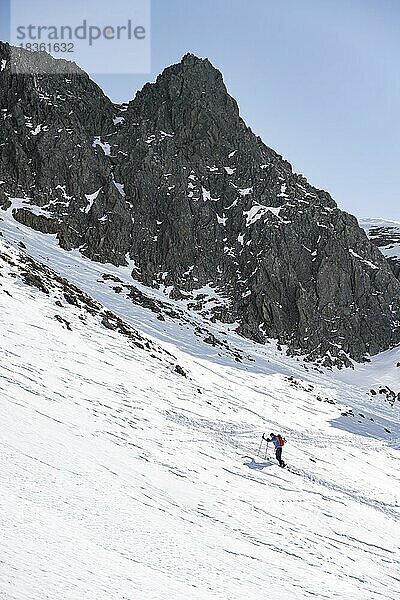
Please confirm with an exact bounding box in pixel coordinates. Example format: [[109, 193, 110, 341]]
[[1, 208, 400, 600]]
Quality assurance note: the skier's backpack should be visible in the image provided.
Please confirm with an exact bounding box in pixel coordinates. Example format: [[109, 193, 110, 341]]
[[277, 434, 285, 446]]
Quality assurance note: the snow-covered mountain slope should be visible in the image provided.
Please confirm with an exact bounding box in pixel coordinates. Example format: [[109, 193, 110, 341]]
[[1, 211, 400, 600]]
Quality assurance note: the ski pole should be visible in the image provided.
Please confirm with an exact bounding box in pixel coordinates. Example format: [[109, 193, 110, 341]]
[[264, 440, 268, 460], [257, 434, 264, 457]]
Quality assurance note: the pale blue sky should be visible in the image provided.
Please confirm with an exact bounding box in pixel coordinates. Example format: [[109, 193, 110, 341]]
[[1, 0, 399, 219]]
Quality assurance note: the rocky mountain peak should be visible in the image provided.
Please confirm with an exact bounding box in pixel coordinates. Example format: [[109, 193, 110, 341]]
[[1, 45, 400, 366], [126, 51, 240, 148], [0, 40, 84, 75], [160, 51, 226, 97]]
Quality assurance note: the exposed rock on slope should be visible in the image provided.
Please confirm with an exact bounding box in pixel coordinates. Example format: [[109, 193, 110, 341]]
[[1, 43, 400, 364], [0, 236, 176, 365], [360, 218, 400, 279], [0, 41, 131, 264]]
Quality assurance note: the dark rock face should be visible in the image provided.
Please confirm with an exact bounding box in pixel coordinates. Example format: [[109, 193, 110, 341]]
[[1, 43, 400, 364], [0, 41, 133, 263]]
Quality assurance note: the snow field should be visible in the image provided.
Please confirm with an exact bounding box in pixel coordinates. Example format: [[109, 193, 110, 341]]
[[0, 214, 400, 599]]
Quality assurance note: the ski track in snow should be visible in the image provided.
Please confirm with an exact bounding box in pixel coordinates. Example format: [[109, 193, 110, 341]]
[[0, 210, 400, 600]]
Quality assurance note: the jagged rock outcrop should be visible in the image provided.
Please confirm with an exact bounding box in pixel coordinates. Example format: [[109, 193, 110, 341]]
[[0, 41, 132, 263], [1, 43, 400, 365]]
